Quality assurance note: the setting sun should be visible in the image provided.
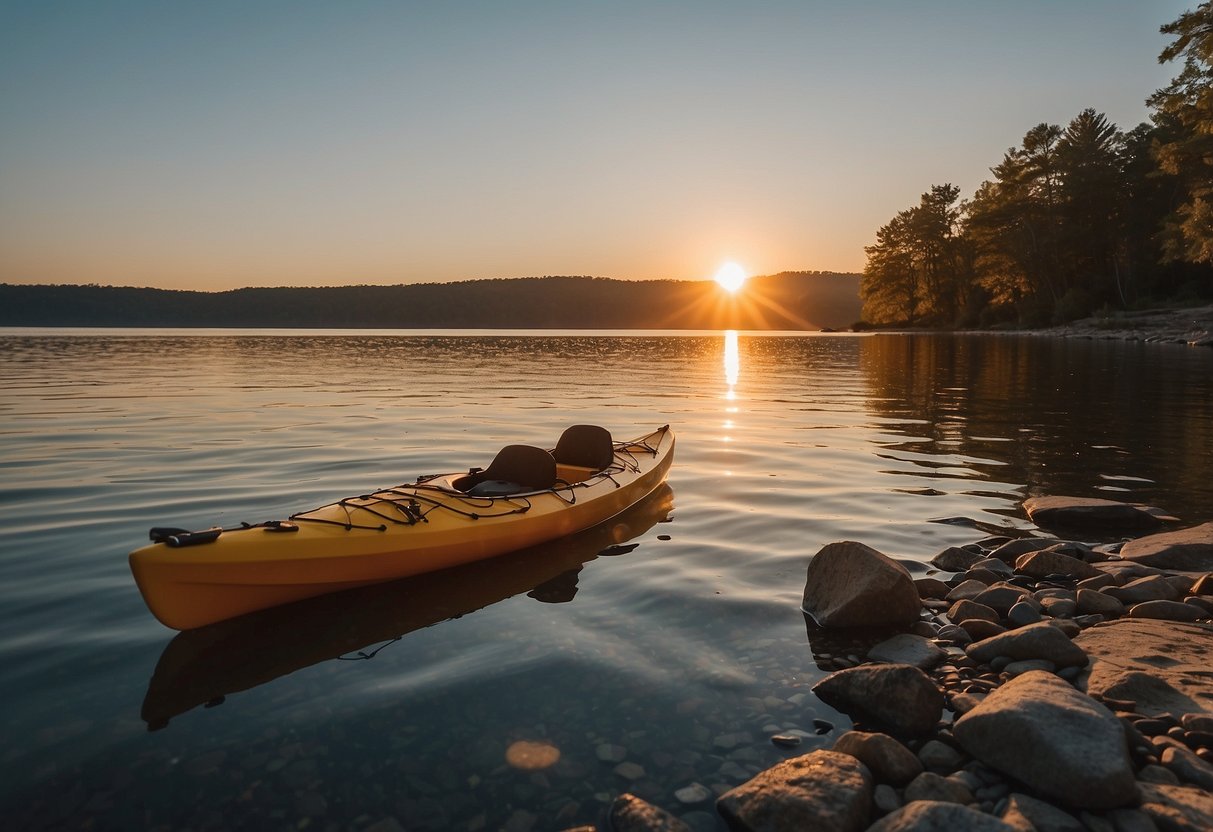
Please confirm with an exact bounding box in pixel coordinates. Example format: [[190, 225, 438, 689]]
[[714, 262, 748, 294]]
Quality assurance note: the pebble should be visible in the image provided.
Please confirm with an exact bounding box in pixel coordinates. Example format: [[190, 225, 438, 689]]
[[1007, 601, 1042, 627], [673, 782, 713, 804], [596, 744, 628, 763], [613, 761, 646, 781]]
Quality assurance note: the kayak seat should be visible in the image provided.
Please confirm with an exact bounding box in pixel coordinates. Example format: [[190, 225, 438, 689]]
[[464, 444, 556, 496], [554, 424, 614, 471]]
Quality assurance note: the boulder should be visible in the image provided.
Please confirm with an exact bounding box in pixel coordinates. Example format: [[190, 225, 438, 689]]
[[1120, 523, 1213, 572], [867, 633, 947, 669], [609, 793, 692, 832], [965, 621, 1089, 668], [715, 750, 871, 832], [832, 731, 923, 785], [1015, 549, 1101, 580], [867, 801, 1019, 832], [1023, 496, 1164, 531], [812, 663, 944, 737], [802, 542, 921, 628], [1077, 619, 1213, 717], [953, 671, 1138, 809], [1137, 783, 1213, 832]]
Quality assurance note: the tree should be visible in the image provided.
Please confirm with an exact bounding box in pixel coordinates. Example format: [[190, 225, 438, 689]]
[[1149, 2, 1213, 265]]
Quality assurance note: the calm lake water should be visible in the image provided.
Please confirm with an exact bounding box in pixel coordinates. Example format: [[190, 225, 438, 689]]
[[2, 329, 1211, 830]]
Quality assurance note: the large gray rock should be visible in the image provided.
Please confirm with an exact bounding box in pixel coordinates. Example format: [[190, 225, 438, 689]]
[[1076, 619, 1213, 717], [867, 801, 1018, 832], [812, 663, 944, 737], [867, 633, 947, 669], [1120, 523, 1213, 572], [1137, 783, 1213, 832], [832, 731, 922, 785], [801, 541, 921, 628], [715, 750, 871, 832], [953, 671, 1138, 809], [965, 621, 1089, 668], [1023, 496, 1164, 531], [609, 793, 692, 832]]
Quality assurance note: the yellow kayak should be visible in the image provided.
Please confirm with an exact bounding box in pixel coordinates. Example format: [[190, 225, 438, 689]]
[[140, 483, 674, 729], [130, 424, 674, 630]]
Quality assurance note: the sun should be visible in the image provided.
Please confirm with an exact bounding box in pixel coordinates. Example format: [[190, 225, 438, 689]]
[[714, 262, 748, 294]]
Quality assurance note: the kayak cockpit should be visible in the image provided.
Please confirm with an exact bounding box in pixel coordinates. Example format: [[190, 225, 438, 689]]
[[450, 424, 616, 497]]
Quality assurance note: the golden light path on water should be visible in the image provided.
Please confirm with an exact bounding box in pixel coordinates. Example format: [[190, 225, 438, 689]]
[[722, 330, 740, 476]]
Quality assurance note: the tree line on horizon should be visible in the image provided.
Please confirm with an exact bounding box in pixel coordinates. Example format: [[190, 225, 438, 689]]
[[0, 272, 863, 331], [860, 4, 1213, 328]]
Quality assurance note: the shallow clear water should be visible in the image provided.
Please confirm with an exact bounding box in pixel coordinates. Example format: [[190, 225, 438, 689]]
[[2, 330, 1211, 829]]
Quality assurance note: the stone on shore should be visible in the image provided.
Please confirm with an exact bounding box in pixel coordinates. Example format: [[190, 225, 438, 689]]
[[1076, 619, 1213, 717], [1120, 522, 1213, 572], [812, 664, 944, 737], [953, 671, 1137, 809], [867, 633, 947, 669], [1023, 496, 1164, 531], [608, 793, 692, 832], [989, 537, 1058, 564], [801, 541, 921, 628], [1015, 549, 1101, 580], [1105, 575, 1180, 605], [998, 793, 1086, 832], [1076, 588, 1125, 618], [931, 546, 983, 571], [832, 731, 923, 785], [1161, 745, 1213, 791], [1137, 783, 1213, 832], [715, 750, 872, 832], [1127, 599, 1206, 622], [965, 621, 1089, 668], [949, 599, 1000, 624], [866, 801, 1019, 832]]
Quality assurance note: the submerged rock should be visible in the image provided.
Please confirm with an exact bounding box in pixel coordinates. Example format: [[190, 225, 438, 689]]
[[812, 664, 944, 737], [1023, 496, 1165, 531], [801, 541, 920, 628], [867, 633, 947, 669], [609, 793, 691, 832], [715, 749, 872, 832], [953, 671, 1137, 809]]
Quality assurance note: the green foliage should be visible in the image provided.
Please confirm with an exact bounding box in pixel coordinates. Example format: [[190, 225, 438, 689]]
[[860, 5, 1213, 326]]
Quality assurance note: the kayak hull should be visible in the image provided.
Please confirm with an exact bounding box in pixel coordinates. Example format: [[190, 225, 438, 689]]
[[129, 426, 673, 629]]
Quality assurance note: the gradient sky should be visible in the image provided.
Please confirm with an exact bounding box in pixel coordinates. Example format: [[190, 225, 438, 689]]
[[0, 1, 1193, 290]]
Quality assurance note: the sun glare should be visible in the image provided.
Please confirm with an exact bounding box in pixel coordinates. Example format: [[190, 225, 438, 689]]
[[714, 262, 748, 294]]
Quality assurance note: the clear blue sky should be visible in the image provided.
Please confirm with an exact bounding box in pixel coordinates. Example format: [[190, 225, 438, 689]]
[[0, 1, 1192, 290]]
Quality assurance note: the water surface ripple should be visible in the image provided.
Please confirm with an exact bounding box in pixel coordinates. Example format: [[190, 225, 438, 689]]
[[2, 330, 1211, 829]]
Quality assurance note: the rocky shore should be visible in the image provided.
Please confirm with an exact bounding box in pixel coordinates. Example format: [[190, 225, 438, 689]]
[[1019, 303, 1213, 347], [597, 496, 1213, 832]]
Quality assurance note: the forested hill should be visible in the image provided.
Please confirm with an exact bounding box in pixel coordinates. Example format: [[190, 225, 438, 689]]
[[0, 272, 861, 331]]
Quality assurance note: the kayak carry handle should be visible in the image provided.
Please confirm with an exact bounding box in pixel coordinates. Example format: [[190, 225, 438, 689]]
[[150, 527, 223, 548]]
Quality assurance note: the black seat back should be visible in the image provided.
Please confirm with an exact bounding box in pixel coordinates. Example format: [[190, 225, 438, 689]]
[[480, 444, 557, 491], [554, 424, 614, 470]]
